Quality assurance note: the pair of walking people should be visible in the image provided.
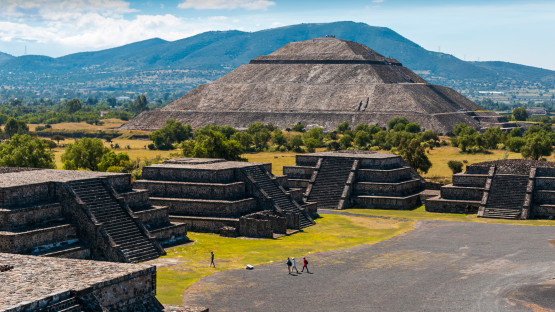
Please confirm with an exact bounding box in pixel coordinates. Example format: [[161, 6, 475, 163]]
[[286, 257, 309, 274]]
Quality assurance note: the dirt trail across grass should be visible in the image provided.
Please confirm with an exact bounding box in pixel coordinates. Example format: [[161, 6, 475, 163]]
[[182, 220, 555, 312]]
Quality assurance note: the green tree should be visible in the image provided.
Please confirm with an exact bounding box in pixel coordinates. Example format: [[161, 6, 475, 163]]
[[505, 137, 526, 152], [453, 123, 476, 136], [183, 130, 244, 161], [149, 119, 192, 150], [404, 122, 421, 133], [130, 95, 148, 114], [231, 131, 254, 151], [512, 107, 527, 121], [447, 160, 464, 174], [288, 134, 304, 152], [510, 127, 523, 137], [52, 135, 65, 145], [98, 151, 133, 172], [354, 131, 371, 148], [398, 138, 432, 174], [272, 129, 287, 147], [65, 98, 82, 114], [482, 127, 507, 149], [303, 127, 324, 146], [62, 138, 110, 171], [4, 118, 29, 138], [387, 117, 409, 130], [521, 133, 553, 160], [339, 134, 353, 149], [337, 121, 351, 133], [291, 123, 305, 133], [253, 131, 271, 151], [303, 137, 319, 152], [0, 134, 55, 168]]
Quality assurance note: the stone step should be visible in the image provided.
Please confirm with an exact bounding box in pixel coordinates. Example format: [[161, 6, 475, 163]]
[[68, 179, 162, 263], [38, 296, 82, 312]]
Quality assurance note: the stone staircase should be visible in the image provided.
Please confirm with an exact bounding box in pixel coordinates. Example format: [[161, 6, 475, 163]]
[[37, 295, 83, 312], [67, 179, 163, 263], [306, 157, 354, 209], [482, 175, 529, 219], [242, 166, 314, 229]]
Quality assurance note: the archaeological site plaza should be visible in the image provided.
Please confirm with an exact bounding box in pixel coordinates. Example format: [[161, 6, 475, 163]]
[[123, 37, 515, 134], [426, 159, 555, 219]]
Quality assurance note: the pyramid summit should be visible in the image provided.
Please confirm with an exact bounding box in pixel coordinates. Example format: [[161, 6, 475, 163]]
[[123, 37, 509, 133]]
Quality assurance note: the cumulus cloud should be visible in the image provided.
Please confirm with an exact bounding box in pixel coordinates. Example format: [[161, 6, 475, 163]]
[[178, 0, 276, 11], [0, 12, 234, 52], [0, 0, 134, 22]]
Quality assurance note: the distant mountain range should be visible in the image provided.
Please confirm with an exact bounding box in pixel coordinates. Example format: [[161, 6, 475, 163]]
[[1, 21, 554, 98]]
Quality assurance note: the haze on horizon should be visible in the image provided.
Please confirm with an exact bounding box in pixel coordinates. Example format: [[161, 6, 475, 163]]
[[0, 0, 554, 70]]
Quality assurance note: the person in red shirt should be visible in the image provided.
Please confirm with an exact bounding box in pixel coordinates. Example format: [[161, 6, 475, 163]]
[[302, 257, 310, 273]]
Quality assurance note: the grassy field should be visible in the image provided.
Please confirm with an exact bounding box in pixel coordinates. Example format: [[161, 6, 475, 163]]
[[346, 206, 555, 226], [51, 138, 176, 168], [156, 213, 413, 305]]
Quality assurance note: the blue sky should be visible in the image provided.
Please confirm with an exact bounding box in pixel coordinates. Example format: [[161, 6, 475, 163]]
[[0, 0, 554, 70]]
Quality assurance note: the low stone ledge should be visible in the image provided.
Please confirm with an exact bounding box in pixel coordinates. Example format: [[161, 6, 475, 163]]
[[425, 196, 480, 214], [151, 197, 257, 218]]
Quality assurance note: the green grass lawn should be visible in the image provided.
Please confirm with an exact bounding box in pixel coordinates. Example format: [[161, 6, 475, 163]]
[[345, 205, 555, 226], [155, 213, 413, 305]]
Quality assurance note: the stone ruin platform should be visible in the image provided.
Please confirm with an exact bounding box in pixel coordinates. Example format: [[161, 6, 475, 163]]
[[0, 168, 188, 263], [133, 158, 316, 238], [283, 151, 425, 210], [0, 252, 162, 312], [425, 159, 555, 219]]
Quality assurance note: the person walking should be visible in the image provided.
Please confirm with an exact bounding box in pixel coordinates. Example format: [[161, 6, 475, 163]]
[[210, 251, 216, 268], [286, 257, 292, 274], [291, 257, 300, 274], [302, 257, 310, 273]]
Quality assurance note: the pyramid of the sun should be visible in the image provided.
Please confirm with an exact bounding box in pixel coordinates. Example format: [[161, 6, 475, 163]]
[[122, 37, 508, 133]]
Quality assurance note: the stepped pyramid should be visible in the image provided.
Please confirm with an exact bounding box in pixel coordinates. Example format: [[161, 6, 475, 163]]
[[123, 37, 508, 134]]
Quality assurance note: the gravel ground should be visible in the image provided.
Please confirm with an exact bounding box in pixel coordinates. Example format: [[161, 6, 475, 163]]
[[182, 220, 555, 312]]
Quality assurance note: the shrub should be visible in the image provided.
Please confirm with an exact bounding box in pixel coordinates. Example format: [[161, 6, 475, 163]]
[[447, 160, 464, 174]]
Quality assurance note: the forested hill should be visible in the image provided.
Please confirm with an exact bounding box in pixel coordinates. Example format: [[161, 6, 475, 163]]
[[0, 52, 13, 65], [1, 21, 554, 97]]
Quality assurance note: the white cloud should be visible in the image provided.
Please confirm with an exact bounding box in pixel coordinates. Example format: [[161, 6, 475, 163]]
[[178, 0, 275, 11], [372, 0, 385, 3], [0, 13, 233, 52], [0, 0, 135, 22]]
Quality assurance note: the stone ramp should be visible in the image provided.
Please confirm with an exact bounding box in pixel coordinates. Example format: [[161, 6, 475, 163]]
[[482, 174, 529, 219], [307, 157, 354, 209], [67, 179, 163, 263], [242, 166, 314, 229]]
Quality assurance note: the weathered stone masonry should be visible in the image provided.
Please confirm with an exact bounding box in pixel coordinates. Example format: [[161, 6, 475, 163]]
[[0, 169, 188, 263], [134, 158, 315, 238]]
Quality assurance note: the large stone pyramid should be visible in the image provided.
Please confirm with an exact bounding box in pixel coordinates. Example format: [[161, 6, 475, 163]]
[[123, 37, 508, 133]]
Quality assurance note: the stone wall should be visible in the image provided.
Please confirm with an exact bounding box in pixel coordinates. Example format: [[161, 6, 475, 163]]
[[0, 182, 56, 208], [0, 203, 62, 229], [153, 198, 258, 218], [142, 167, 236, 183], [239, 215, 274, 238], [354, 179, 422, 196], [0, 224, 76, 253], [134, 180, 246, 200], [356, 168, 412, 182], [170, 216, 240, 233]]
